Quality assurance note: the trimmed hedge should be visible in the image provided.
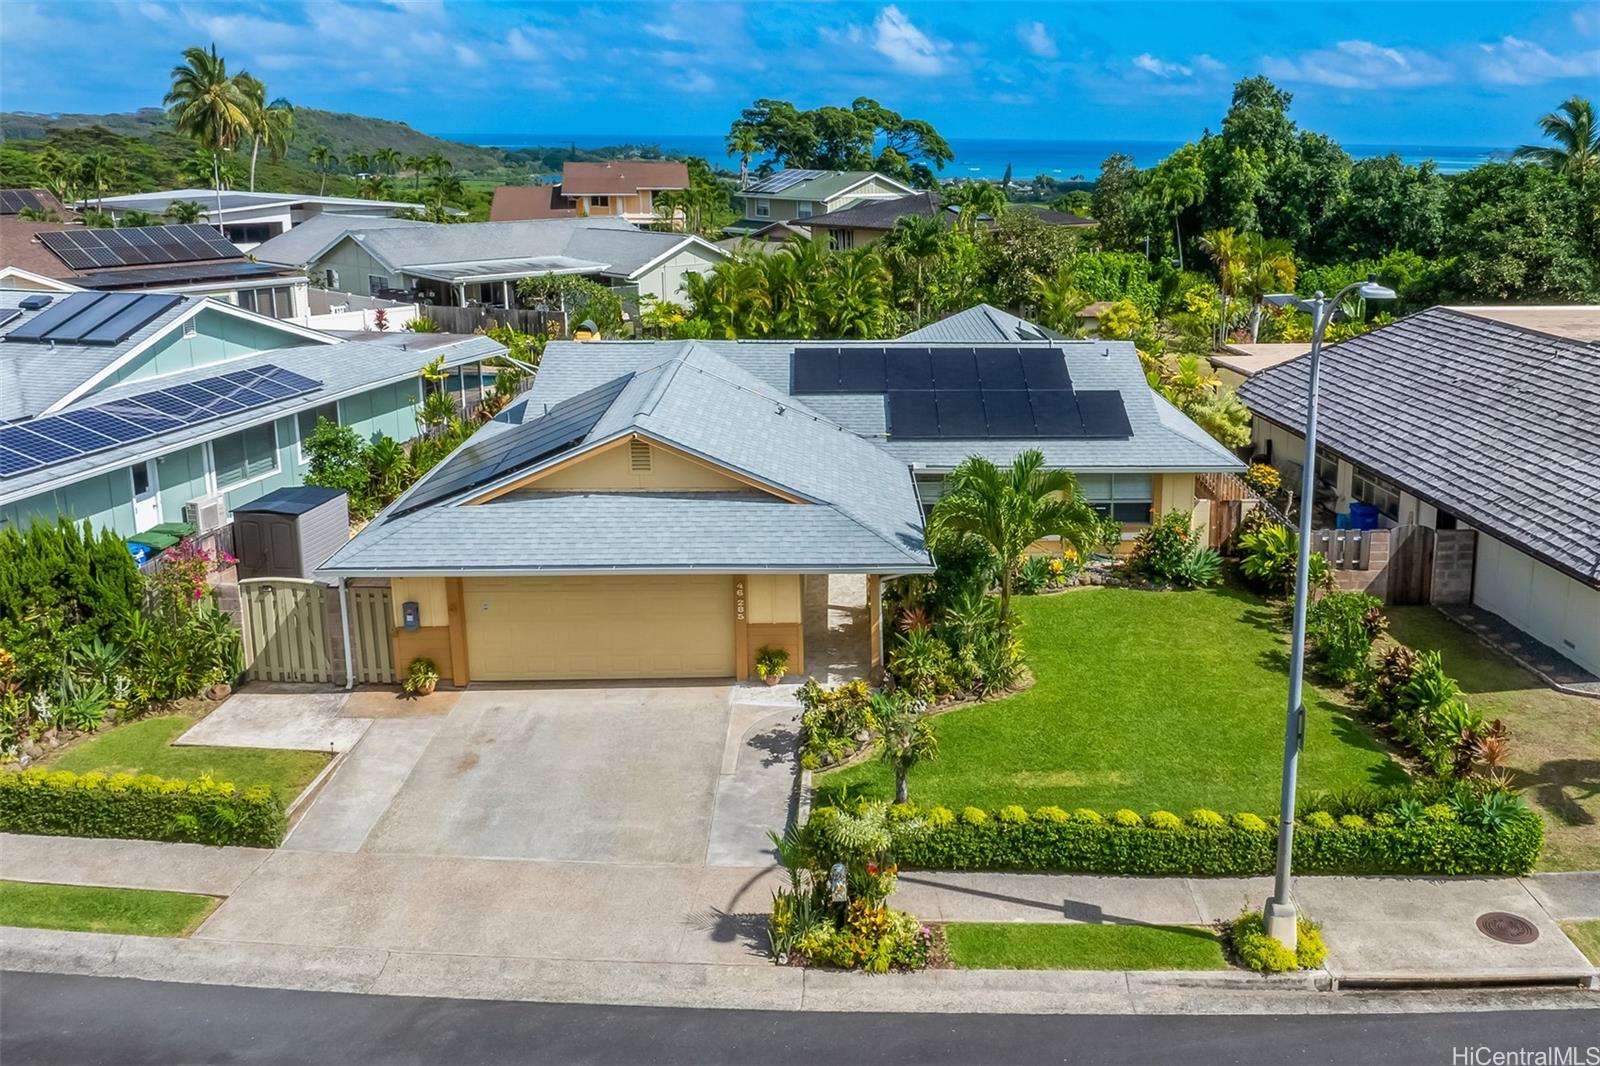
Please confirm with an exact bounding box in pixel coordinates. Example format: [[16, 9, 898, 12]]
[[869, 802, 1542, 877], [0, 768, 285, 848]]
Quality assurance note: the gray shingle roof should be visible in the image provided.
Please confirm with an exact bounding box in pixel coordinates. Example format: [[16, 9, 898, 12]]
[[901, 304, 1065, 343], [319, 342, 932, 576], [1238, 306, 1600, 586], [804, 192, 942, 231]]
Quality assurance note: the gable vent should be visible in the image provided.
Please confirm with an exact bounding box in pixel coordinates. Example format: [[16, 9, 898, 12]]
[[630, 439, 652, 472]]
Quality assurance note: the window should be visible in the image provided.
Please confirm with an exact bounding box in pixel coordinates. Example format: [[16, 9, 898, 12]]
[[796, 202, 813, 218], [753, 198, 770, 218], [211, 422, 279, 489], [237, 285, 295, 320], [829, 229, 855, 251], [182, 318, 197, 337], [1350, 465, 1400, 518], [296, 402, 338, 462], [1078, 473, 1153, 524], [589, 195, 609, 208], [368, 274, 388, 296]]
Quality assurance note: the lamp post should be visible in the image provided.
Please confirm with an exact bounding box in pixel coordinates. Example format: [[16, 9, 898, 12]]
[[1259, 275, 1396, 950]]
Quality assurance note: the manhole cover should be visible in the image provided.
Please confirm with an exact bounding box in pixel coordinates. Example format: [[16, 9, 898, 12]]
[[1476, 912, 1540, 944]]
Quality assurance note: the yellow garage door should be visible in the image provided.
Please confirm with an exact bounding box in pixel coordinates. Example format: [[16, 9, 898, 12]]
[[463, 575, 735, 681]]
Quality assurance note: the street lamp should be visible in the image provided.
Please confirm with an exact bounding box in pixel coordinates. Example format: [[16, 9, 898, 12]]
[[1259, 274, 1396, 950]]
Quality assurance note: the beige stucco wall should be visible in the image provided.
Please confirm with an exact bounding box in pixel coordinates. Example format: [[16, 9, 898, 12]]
[[390, 576, 448, 628], [747, 574, 802, 624], [529, 439, 748, 492]]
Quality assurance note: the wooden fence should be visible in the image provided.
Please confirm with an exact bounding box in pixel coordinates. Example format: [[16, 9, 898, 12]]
[[346, 585, 396, 685], [239, 578, 332, 683]]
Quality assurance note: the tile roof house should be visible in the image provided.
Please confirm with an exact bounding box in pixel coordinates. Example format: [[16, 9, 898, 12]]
[[1238, 305, 1600, 677], [252, 215, 727, 306], [0, 289, 503, 543], [490, 161, 690, 227], [804, 193, 1097, 251], [317, 307, 1243, 685], [726, 170, 917, 236]]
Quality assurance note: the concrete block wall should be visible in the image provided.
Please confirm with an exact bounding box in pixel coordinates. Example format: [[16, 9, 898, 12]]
[[1430, 529, 1476, 605]]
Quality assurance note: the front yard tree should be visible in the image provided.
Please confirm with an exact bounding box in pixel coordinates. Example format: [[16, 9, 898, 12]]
[[927, 449, 1101, 637], [872, 692, 937, 804]]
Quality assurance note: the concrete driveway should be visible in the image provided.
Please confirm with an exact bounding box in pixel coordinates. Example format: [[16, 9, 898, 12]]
[[353, 684, 736, 865]]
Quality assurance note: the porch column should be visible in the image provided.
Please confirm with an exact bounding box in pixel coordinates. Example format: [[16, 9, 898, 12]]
[[454, 282, 467, 307], [503, 279, 513, 309], [445, 577, 470, 688], [867, 574, 883, 683]]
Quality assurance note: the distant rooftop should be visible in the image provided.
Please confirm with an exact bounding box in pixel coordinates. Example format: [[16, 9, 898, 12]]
[[1448, 305, 1600, 343], [87, 189, 417, 216]]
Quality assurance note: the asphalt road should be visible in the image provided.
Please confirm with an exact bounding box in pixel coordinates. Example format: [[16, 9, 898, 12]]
[[2, 971, 1597, 1066]]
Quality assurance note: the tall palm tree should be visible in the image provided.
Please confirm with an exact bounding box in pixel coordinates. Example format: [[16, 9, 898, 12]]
[[726, 123, 759, 191], [36, 147, 79, 204], [1147, 157, 1206, 270], [425, 173, 464, 221], [403, 154, 426, 193], [1198, 227, 1245, 347], [821, 250, 892, 338], [345, 151, 371, 178], [357, 174, 393, 200], [1238, 233, 1298, 342], [78, 152, 121, 212], [1514, 95, 1598, 191], [944, 182, 1007, 232], [927, 449, 1101, 637], [884, 213, 946, 322], [164, 44, 250, 218], [307, 145, 333, 195], [420, 152, 450, 178], [235, 72, 294, 191], [372, 148, 402, 178]]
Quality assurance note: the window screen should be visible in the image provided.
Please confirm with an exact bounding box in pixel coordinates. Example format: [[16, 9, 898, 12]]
[[212, 422, 278, 488]]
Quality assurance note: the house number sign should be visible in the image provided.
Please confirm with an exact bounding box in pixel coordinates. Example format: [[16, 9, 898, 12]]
[[734, 580, 746, 622]]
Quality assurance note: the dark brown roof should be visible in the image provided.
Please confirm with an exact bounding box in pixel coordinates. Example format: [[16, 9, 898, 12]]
[[490, 184, 579, 221], [0, 218, 79, 277], [804, 192, 944, 232], [560, 160, 688, 196]]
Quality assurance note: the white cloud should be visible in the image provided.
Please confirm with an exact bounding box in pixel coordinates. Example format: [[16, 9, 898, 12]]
[[644, 20, 688, 42], [1260, 39, 1450, 89], [871, 6, 948, 76], [454, 44, 482, 68], [1133, 53, 1191, 78], [675, 70, 716, 93], [1017, 20, 1057, 59], [1475, 36, 1600, 85], [1194, 54, 1225, 74], [504, 28, 541, 61], [1574, 5, 1600, 37]]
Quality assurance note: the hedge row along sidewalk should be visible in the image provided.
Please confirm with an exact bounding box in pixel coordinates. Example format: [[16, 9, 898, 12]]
[[825, 799, 1543, 877], [0, 768, 285, 848]]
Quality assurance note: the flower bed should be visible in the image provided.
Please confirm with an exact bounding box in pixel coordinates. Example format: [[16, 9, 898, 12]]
[[860, 796, 1542, 877], [0, 767, 286, 848]]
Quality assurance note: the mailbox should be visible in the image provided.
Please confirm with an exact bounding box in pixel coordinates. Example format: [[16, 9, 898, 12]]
[[402, 600, 421, 631]]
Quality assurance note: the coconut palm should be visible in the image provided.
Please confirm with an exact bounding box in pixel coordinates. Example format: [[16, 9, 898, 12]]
[[726, 123, 760, 191], [1198, 227, 1245, 347], [163, 199, 206, 224], [927, 449, 1101, 637], [373, 148, 402, 177], [307, 145, 334, 195], [164, 44, 250, 218], [1514, 95, 1598, 189], [78, 152, 121, 212], [420, 152, 451, 178], [1237, 233, 1297, 342], [235, 72, 294, 191], [345, 151, 371, 177], [35, 147, 79, 204], [403, 154, 426, 193], [424, 172, 464, 221]]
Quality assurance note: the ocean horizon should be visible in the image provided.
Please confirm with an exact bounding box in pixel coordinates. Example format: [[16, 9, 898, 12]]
[[439, 132, 1510, 179]]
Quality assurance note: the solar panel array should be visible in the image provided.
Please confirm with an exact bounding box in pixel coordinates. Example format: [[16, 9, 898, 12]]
[[790, 345, 1132, 441], [2, 292, 181, 346], [0, 189, 45, 215], [387, 373, 635, 520], [0, 365, 321, 478], [744, 169, 828, 194], [38, 224, 240, 271]]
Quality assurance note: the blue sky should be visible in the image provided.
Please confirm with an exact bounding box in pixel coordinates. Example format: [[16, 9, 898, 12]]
[[4, 1, 1597, 147]]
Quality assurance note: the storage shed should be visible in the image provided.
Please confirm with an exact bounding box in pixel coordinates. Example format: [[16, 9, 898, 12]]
[[232, 486, 350, 581]]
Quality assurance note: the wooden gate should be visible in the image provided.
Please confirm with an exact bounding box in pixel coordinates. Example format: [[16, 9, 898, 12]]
[[239, 578, 332, 683], [1387, 526, 1436, 605], [347, 585, 396, 685]]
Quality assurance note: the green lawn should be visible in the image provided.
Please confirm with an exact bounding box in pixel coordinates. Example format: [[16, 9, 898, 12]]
[[944, 922, 1228, 971], [821, 585, 1404, 813], [1387, 608, 1600, 872], [1560, 920, 1600, 965], [0, 880, 220, 937], [51, 715, 329, 806]]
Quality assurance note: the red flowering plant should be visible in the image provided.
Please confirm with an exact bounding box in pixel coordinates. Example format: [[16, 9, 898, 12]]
[[147, 538, 237, 614]]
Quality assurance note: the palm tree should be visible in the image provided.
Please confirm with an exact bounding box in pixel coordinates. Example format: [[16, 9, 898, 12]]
[[425, 172, 464, 221], [420, 152, 450, 179], [35, 147, 79, 204], [116, 209, 160, 228], [1147, 156, 1206, 270], [927, 449, 1101, 637], [164, 44, 250, 218], [373, 148, 402, 177], [345, 151, 371, 178], [1030, 267, 1089, 337], [15, 207, 61, 222], [1197, 227, 1245, 347], [883, 213, 946, 322], [403, 154, 426, 193], [163, 199, 206, 224], [235, 72, 294, 191], [1237, 233, 1297, 342], [78, 152, 121, 212], [357, 174, 393, 200], [872, 691, 938, 804], [307, 145, 334, 195], [944, 182, 1007, 232], [1514, 95, 1598, 191], [821, 250, 892, 338], [726, 123, 760, 191]]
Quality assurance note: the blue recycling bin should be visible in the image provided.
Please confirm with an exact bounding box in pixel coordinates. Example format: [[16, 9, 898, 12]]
[[1348, 502, 1381, 530]]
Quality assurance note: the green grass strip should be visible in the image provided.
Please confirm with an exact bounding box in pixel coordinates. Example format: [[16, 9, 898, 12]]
[[1561, 920, 1600, 966], [0, 880, 220, 937], [945, 921, 1228, 971]]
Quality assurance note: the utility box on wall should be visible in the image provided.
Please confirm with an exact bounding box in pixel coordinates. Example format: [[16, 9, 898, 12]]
[[233, 486, 350, 581]]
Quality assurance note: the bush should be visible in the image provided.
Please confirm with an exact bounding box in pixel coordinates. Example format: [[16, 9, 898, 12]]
[[1362, 647, 1495, 777], [871, 797, 1541, 876], [1229, 909, 1328, 973], [0, 767, 285, 847], [796, 679, 875, 768], [1014, 555, 1053, 595], [1242, 463, 1282, 498], [1238, 522, 1334, 596], [1306, 591, 1386, 683]]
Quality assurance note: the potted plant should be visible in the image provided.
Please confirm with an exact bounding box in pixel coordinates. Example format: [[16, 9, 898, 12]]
[[755, 646, 790, 686], [403, 657, 440, 697]]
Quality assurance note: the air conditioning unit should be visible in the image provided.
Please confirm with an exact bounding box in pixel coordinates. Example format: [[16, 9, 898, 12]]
[[183, 494, 228, 533]]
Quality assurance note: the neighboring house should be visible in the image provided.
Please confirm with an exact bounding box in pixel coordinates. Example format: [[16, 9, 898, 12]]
[[1, 188, 71, 220], [804, 193, 1095, 251], [1238, 305, 1600, 677], [316, 307, 1242, 685], [1210, 341, 1312, 388], [85, 190, 419, 249], [1, 217, 309, 319], [0, 289, 502, 541], [491, 161, 690, 227], [252, 215, 727, 305], [715, 221, 812, 254], [902, 303, 1065, 343], [725, 170, 916, 236]]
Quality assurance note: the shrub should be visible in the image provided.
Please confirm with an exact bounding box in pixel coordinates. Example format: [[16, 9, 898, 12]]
[[889, 627, 960, 701], [1110, 808, 1143, 827], [1303, 810, 1337, 829], [1149, 810, 1182, 830], [1242, 463, 1282, 497], [1238, 522, 1335, 596], [1014, 556, 1053, 596], [997, 804, 1030, 824], [1033, 805, 1070, 824], [1188, 808, 1226, 829], [1128, 512, 1220, 588], [1306, 591, 1386, 683], [1363, 648, 1496, 778], [1233, 812, 1269, 832], [1229, 909, 1328, 973], [0, 767, 285, 847], [754, 645, 790, 680], [796, 679, 875, 767]]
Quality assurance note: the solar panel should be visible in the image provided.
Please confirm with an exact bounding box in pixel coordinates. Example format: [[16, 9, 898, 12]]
[[744, 169, 827, 194], [2, 291, 181, 346], [791, 347, 841, 393], [37, 224, 241, 271], [387, 373, 634, 519], [885, 348, 932, 389], [1019, 349, 1071, 389], [929, 348, 981, 389], [980, 390, 1036, 437], [0, 362, 322, 476], [837, 348, 886, 392], [1075, 391, 1133, 438], [0, 189, 44, 214], [0, 308, 20, 330], [885, 391, 939, 438], [934, 390, 987, 436], [974, 348, 1027, 390], [1028, 390, 1084, 436]]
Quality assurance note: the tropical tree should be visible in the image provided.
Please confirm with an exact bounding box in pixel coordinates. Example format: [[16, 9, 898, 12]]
[[1237, 232, 1298, 341], [344, 151, 371, 177], [403, 154, 426, 193], [35, 147, 80, 204], [726, 123, 760, 191], [116, 209, 160, 228], [235, 72, 294, 191], [1145, 145, 1206, 269], [164, 43, 250, 218], [307, 145, 334, 195], [420, 152, 451, 179], [163, 199, 206, 224], [373, 148, 402, 177], [880, 213, 947, 322], [1030, 266, 1089, 337], [1198, 227, 1245, 346], [927, 449, 1101, 636], [15, 207, 61, 223], [1514, 95, 1598, 191], [357, 174, 393, 200], [424, 173, 464, 220], [820, 249, 892, 338], [872, 691, 938, 804], [77, 152, 121, 211], [944, 181, 1007, 232]]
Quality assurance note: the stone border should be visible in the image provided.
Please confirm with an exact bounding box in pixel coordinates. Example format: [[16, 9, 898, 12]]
[[1435, 607, 1600, 702]]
